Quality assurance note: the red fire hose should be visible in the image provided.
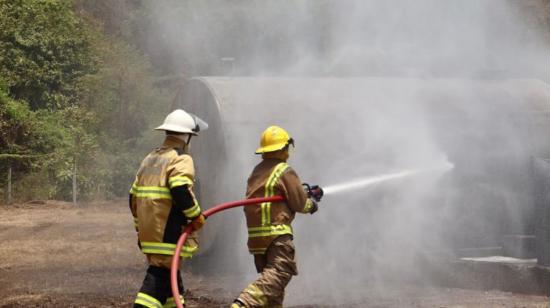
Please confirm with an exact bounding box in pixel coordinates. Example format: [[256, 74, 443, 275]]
[[170, 195, 285, 308]]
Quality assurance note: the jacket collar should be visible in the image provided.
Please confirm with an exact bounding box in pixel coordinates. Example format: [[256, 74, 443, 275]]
[[162, 135, 187, 151], [262, 157, 287, 164]]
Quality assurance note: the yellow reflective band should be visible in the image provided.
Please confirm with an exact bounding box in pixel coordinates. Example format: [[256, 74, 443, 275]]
[[303, 199, 314, 213], [129, 180, 138, 194], [132, 192, 172, 199], [135, 292, 162, 308], [131, 183, 170, 191], [243, 284, 268, 307], [249, 247, 267, 254], [248, 224, 293, 238], [168, 175, 193, 188], [260, 202, 268, 226], [140, 241, 198, 257], [164, 296, 185, 307], [131, 184, 171, 199], [261, 163, 288, 226], [183, 203, 201, 218]]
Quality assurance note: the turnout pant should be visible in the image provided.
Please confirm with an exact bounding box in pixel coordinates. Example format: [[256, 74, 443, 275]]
[[238, 235, 298, 307], [134, 265, 185, 308]]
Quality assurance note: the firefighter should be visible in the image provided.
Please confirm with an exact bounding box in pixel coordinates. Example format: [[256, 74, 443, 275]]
[[232, 126, 324, 308], [129, 109, 208, 308]]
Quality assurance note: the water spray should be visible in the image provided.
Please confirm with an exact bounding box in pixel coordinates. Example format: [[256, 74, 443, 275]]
[[323, 169, 418, 195], [322, 161, 455, 196]]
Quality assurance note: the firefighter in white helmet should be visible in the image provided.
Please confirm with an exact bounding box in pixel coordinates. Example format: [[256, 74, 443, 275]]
[[232, 125, 324, 308], [130, 109, 208, 308]]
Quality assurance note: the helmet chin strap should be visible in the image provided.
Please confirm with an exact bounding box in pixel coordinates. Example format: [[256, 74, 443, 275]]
[[172, 133, 192, 146]]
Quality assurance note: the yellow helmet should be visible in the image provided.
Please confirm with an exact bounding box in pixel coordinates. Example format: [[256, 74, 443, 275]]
[[255, 126, 294, 154]]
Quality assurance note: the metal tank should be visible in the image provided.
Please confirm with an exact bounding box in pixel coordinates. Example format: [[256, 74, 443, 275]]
[[173, 77, 550, 266]]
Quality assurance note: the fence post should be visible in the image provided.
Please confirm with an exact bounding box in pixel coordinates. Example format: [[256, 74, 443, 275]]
[[72, 159, 77, 205], [6, 163, 12, 205]]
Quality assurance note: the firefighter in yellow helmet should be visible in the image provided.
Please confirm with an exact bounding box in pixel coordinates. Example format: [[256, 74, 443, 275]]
[[130, 109, 208, 308], [232, 126, 324, 308]]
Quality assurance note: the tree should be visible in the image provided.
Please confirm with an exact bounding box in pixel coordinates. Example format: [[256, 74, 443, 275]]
[[0, 0, 96, 110]]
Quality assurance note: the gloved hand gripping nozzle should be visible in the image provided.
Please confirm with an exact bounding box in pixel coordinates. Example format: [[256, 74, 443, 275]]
[[303, 183, 324, 214], [303, 183, 324, 202]]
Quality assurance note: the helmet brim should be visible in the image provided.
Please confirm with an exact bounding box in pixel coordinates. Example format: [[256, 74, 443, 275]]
[[255, 142, 288, 154], [154, 124, 198, 135]]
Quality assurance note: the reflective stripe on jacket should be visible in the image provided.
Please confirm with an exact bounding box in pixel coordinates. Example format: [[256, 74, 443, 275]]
[[244, 158, 314, 254], [129, 135, 202, 265]]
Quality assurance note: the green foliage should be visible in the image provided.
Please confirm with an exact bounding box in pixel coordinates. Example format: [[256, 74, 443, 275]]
[[0, 89, 48, 158], [0, 83, 97, 199], [0, 0, 97, 110]]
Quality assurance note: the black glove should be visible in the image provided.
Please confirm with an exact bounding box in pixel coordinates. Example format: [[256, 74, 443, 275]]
[[309, 199, 319, 215], [310, 185, 324, 202]]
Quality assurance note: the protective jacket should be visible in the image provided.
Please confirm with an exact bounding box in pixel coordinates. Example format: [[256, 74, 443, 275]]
[[245, 158, 315, 255], [129, 135, 202, 268]]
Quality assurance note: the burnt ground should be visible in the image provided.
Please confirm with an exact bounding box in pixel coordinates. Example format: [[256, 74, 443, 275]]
[[0, 200, 550, 307]]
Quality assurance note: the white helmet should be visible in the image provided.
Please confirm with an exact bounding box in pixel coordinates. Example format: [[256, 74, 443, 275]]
[[154, 109, 209, 135]]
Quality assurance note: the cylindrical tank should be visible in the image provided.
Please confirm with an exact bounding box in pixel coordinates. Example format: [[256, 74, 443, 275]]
[[173, 77, 550, 269]]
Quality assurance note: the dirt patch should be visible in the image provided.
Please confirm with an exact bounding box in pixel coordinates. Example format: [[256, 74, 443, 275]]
[[0, 200, 221, 307]]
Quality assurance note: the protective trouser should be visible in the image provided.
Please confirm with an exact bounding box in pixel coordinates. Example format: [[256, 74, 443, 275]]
[[238, 235, 298, 307], [134, 265, 185, 308]]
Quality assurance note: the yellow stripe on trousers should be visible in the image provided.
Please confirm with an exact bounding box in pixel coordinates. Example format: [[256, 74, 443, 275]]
[[135, 292, 162, 308]]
